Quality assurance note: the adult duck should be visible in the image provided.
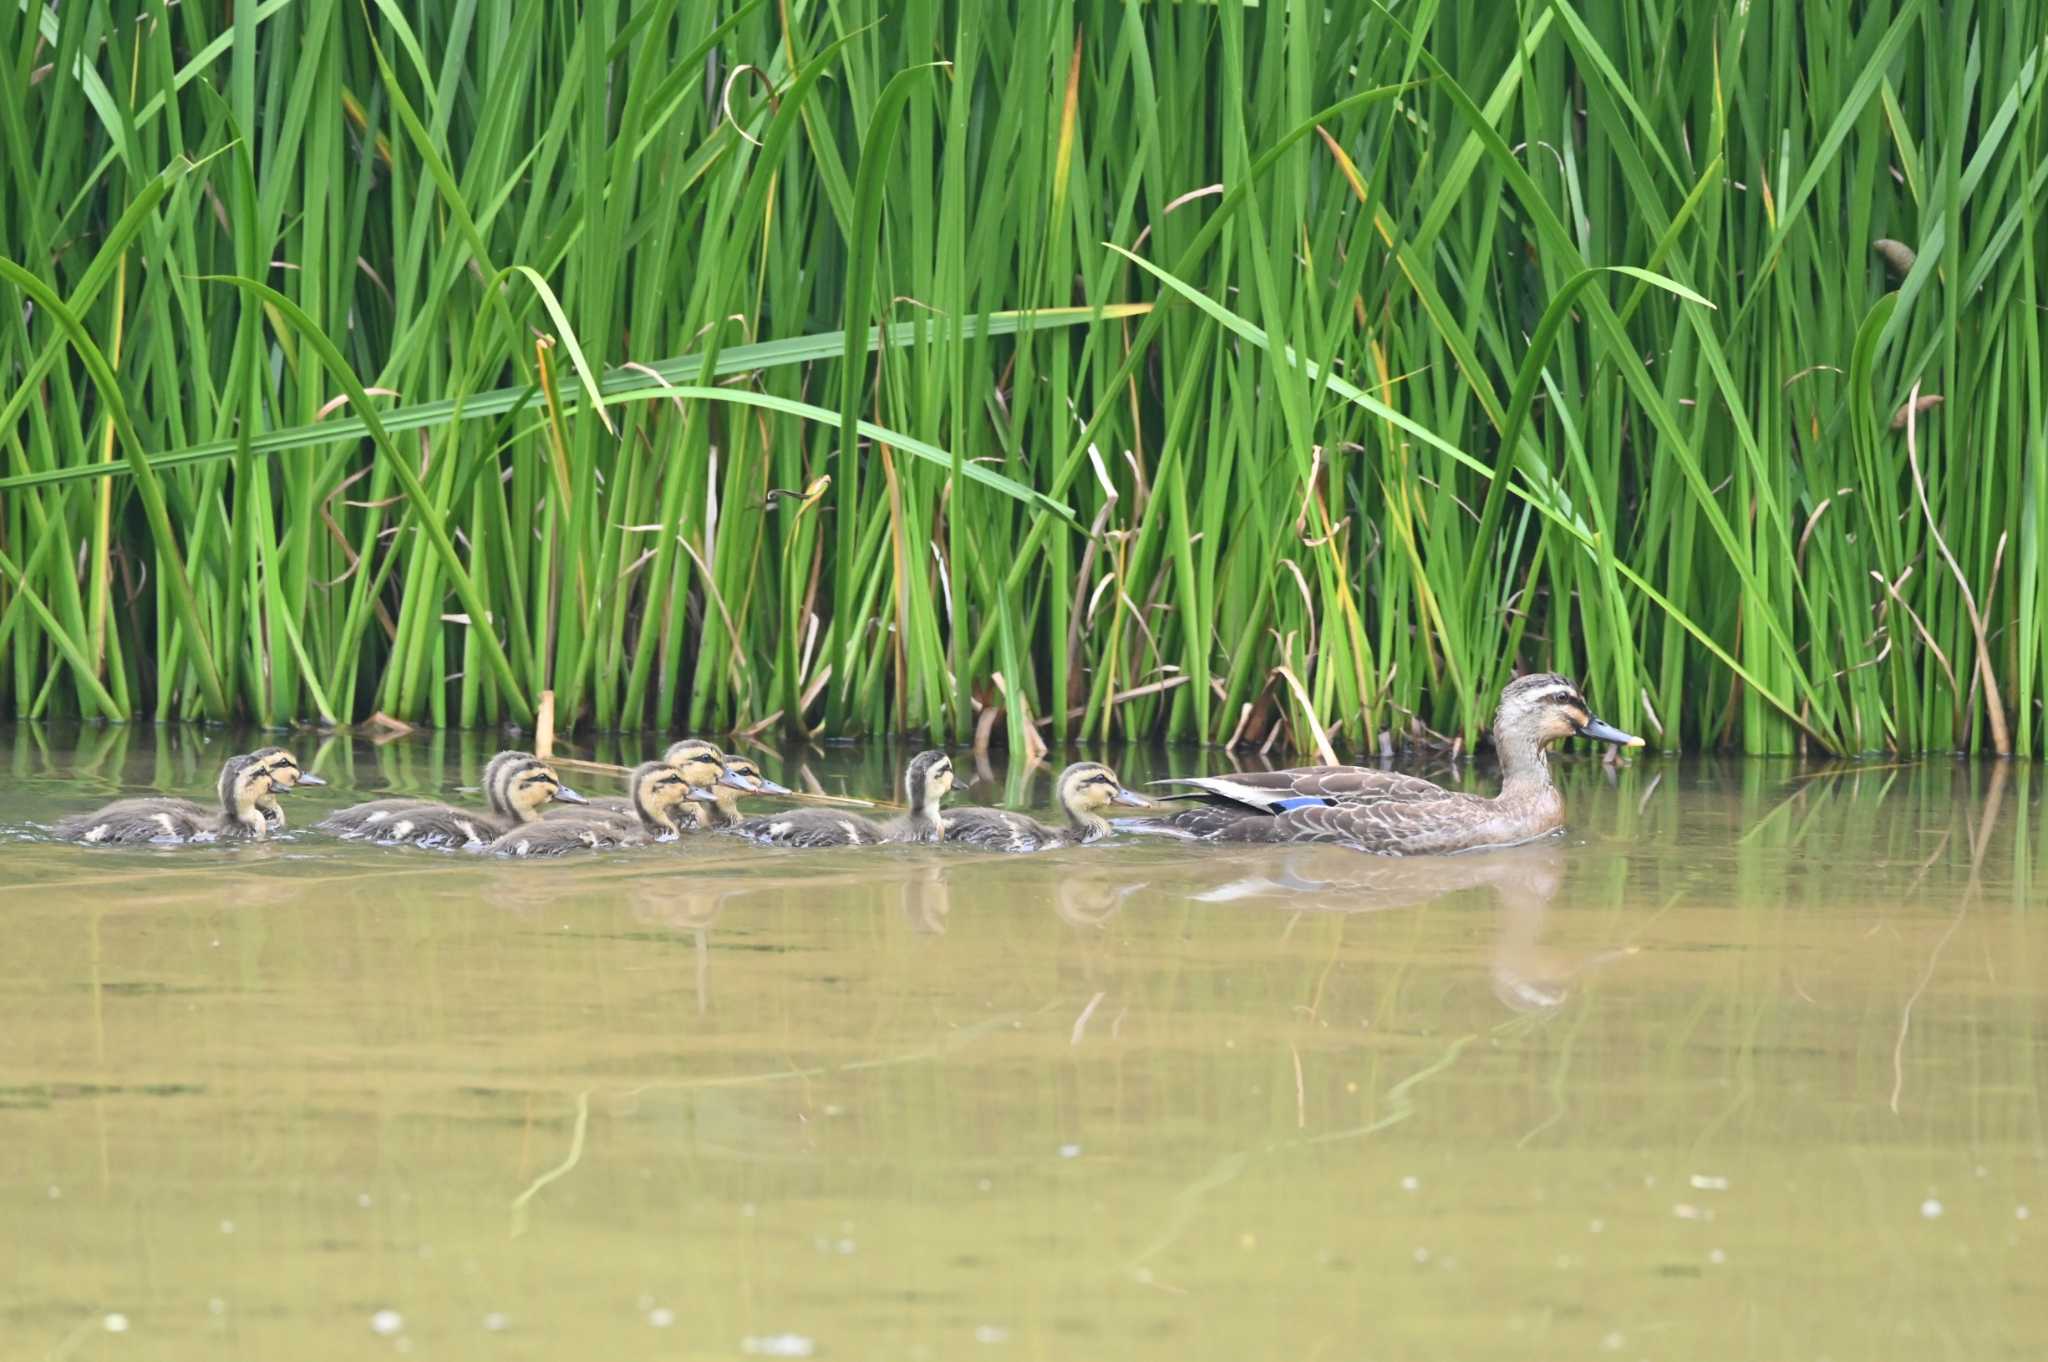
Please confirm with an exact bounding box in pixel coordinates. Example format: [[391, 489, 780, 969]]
[[1121, 674, 1641, 855]]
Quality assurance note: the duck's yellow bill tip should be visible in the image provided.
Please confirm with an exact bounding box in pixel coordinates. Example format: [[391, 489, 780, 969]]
[[1624, 735, 1646, 748]]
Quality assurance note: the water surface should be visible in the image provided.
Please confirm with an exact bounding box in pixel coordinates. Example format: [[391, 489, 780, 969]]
[[2, 727, 2041, 1359]]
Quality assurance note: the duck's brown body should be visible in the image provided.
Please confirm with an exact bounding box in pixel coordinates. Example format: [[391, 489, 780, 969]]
[[1126, 675, 1639, 855]]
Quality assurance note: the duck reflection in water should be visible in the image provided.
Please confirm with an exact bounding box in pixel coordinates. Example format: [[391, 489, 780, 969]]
[[1173, 841, 1632, 1016]]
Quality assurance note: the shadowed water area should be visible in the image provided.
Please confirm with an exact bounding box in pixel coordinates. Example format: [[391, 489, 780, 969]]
[[2, 726, 2041, 1359]]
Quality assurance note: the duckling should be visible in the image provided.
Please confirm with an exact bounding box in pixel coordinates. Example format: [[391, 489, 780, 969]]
[[316, 750, 586, 848], [489, 761, 710, 857], [690, 754, 794, 830], [547, 738, 730, 824], [53, 748, 321, 845], [1119, 674, 1642, 855], [943, 761, 1148, 852], [728, 750, 953, 848], [247, 745, 329, 832]]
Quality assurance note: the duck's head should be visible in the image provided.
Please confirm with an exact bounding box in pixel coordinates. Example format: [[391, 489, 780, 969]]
[[483, 751, 586, 821], [628, 760, 703, 834], [1494, 674, 1643, 750], [903, 750, 956, 815], [661, 737, 726, 771], [217, 753, 284, 834], [1056, 761, 1149, 814], [719, 755, 792, 796]]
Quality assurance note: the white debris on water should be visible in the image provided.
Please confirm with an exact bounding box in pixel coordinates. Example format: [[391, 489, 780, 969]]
[[973, 1325, 1010, 1344], [1400, 1175, 1420, 1192], [1689, 1173, 1729, 1191], [219, 1220, 235, 1235], [1708, 1249, 1727, 1264], [1920, 1198, 1943, 1220], [2017, 1205, 2030, 1221], [1587, 1219, 1605, 1233], [103, 1314, 130, 1334], [1057, 1144, 1082, 1159], [370, 1310, 403, 1336], [741, 1334, 817, 1357], [648, 1307, 676, 1328], [1673, 1203, 1711, 1221], [482, 1312, 509, 1332]]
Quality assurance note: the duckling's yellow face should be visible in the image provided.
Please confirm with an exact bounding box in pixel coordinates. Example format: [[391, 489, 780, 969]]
[[1058, 762, 1148, 812], [219, 756, 282, 828], [633, 764, 699, 819], [905, 751, 955, 810], [506, 760, 579, 816], [719, 758, 792, 796], [669, 751, 726, 796], [249, 747, 325, 791]]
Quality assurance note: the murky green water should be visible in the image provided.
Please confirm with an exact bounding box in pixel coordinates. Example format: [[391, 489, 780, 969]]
[[2, 727, 2041, 1359]]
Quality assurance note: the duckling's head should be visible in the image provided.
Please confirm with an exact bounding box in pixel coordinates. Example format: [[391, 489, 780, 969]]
[[719, 756, 792, 797], [1056, 761, 1150, 815], [662, 745, 728, 802], [246, 746, 326, 791], [483, 751, 586, 821], [628, 760, 703, 834], [661, 737, 726, 771], [1494, 674, 1643, 750], [217, 753, 281, 834], [242, 747, 324, 830], [903, 750, 956, 814]]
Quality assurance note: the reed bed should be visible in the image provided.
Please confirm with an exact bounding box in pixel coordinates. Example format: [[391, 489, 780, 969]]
[[1, 1, 2042, 755]]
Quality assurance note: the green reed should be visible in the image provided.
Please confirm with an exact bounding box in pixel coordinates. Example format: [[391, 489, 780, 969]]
[[1, 1, 2042, 756]]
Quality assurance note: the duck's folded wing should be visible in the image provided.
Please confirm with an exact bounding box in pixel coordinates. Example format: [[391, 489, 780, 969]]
[[1247, 797, 1499, 856], [1151, 765, 1444, 811]]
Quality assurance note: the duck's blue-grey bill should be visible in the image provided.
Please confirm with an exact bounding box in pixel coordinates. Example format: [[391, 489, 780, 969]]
[[295, 771, 328, 786], [1578, 716, 1645, 748], [554, 785, 590, 804]]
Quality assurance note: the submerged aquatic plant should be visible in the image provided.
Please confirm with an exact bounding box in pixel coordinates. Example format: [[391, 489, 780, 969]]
[[1, 2, 2041, 755]]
